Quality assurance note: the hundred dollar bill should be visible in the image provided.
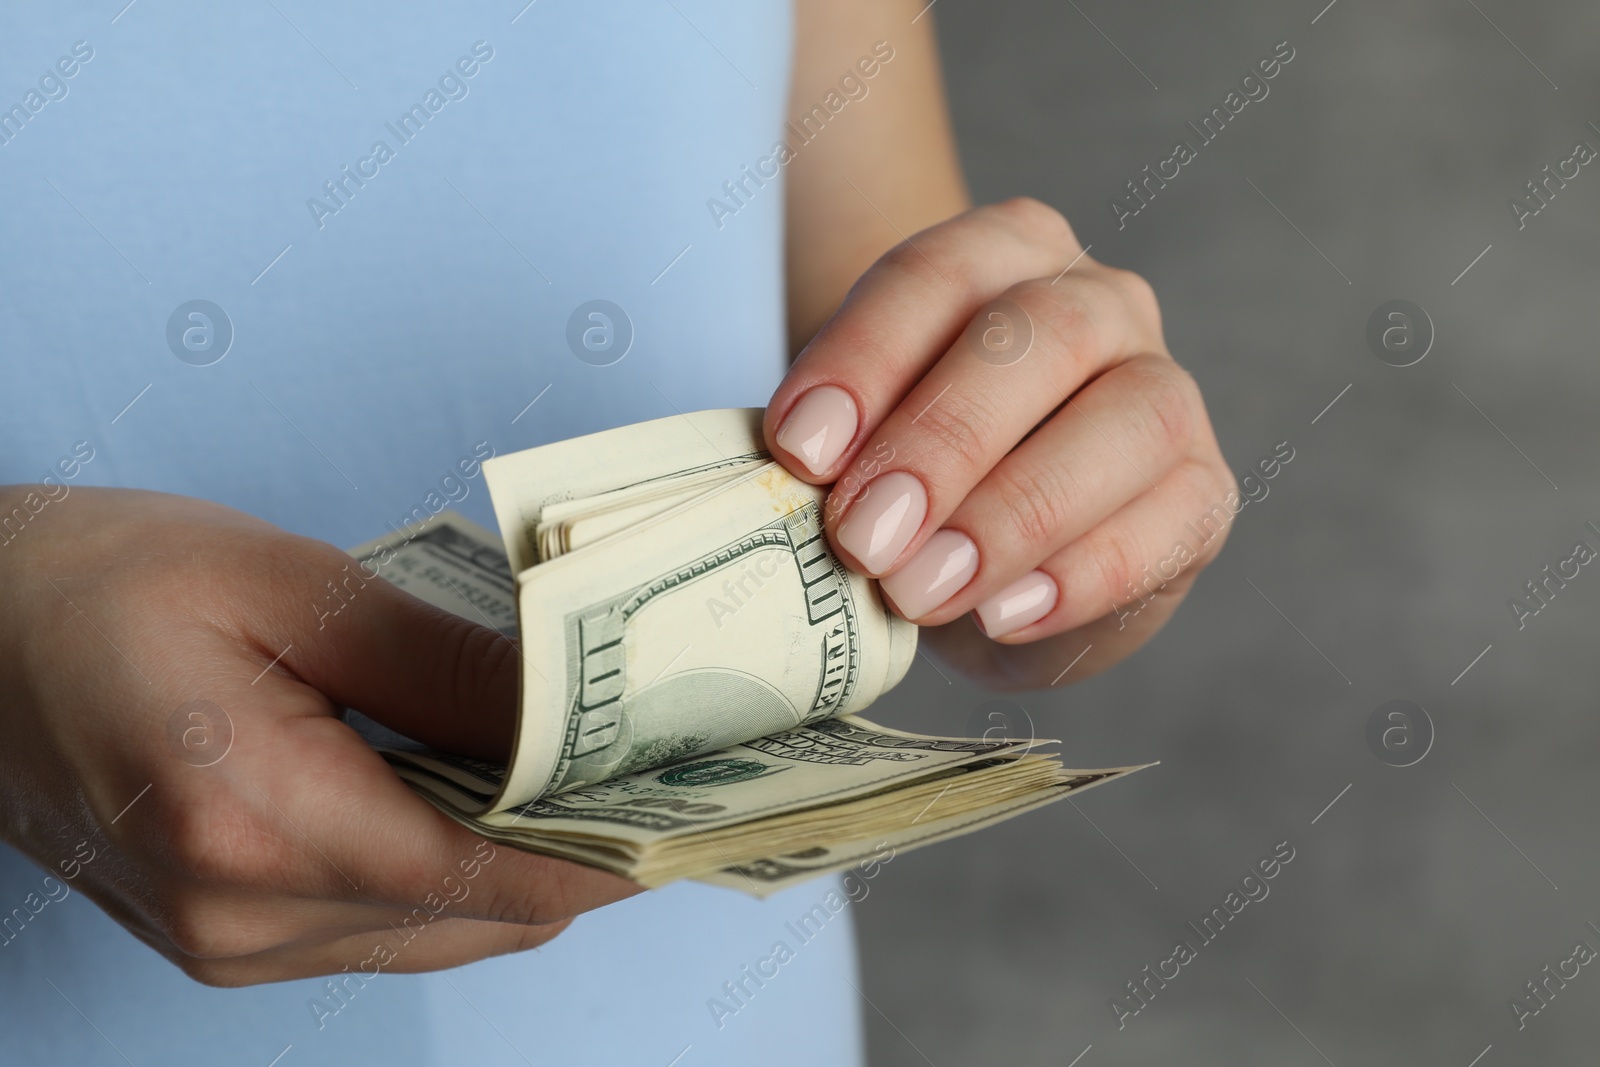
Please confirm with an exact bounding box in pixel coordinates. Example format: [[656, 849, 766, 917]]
[[478, 410, 918, 808], [697, 773, 1129, 897], [351, 512, 517, 635], [383, 715, 1149, 889], [347, 410, 1147, 892]]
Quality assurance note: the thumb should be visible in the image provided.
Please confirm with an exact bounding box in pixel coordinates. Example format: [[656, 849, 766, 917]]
[[271, 547, 522, 762]]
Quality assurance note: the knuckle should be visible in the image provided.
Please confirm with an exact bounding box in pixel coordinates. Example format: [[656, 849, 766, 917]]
[[158, 793, 286, 889], [990, 462, 1073, 551], [876, 239, 975, 296], [174, 957, 242, 987], [1215, 463, 1241, 508], [1110, 265, 1161, 319], [1197, 465, 1241, 557], [877, 240, 926, 278], [1125, 358, 1200, 457], [471, 861, 585, 928], [903, 396, 998, 479], [443, 615, 519, 714], [496, 918, 573, 958], [378, 857, 447, 913], [991, 197, 1078, 250], [1083, 526, 1146, 605], [160, 893, 280, 961], [1174, 452, 1225, 504], [520, 861, 598, 925], [1008, 280, 1104, 377]]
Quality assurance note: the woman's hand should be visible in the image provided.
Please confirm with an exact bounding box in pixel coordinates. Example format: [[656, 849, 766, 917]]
[[0, 487, 638, 986], [765, 199, 1234, 678]]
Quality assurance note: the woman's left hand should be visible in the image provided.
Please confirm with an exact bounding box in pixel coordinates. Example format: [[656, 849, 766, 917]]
[[765, 198, 1235, 674]]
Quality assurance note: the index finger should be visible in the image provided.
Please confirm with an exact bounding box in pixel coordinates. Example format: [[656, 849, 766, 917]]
[[763, 198, 1080, 483]]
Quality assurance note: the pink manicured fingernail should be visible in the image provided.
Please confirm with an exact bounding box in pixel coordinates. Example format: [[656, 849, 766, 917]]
[[974, 571, 1058, 638], [880, 529, 979, 619], [775, 385, 858, 477], [836, 471, 927, 575]]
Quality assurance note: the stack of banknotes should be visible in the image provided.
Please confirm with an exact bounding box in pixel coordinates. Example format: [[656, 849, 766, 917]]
[[354, 409, 1145, 896]]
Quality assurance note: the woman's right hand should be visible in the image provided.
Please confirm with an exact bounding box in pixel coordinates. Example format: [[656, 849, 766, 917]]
[[0, 486, 638, 986]]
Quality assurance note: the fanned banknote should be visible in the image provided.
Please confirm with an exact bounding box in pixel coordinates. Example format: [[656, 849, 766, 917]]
[[351, 409, 1147, 894]]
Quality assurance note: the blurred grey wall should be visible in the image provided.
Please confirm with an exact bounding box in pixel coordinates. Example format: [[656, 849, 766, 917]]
[[858, 2, 1600, 1064]]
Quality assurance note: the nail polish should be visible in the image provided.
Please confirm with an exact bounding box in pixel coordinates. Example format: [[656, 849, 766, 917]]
[[880, 529, 979, 618], [975, 571, 1058, 638], [836, 470, 927, 575], [775, 385, 858, 477]]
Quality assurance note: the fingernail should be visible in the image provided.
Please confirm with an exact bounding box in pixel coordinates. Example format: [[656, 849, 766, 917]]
[[880, 529, 979, 619], [974, 571, 1058, 638], [775, 385, 858, 477], [836, 470, 927, 575]]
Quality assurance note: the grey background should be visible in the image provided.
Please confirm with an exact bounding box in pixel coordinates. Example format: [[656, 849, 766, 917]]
[[858, 2, 1600, 1064]]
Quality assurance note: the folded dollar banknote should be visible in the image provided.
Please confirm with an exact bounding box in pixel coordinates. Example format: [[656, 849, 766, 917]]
[[353, 409, 1146, 895]]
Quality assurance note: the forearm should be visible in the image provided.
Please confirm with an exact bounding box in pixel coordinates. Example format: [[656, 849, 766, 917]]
[[784, 0, 971, 353]]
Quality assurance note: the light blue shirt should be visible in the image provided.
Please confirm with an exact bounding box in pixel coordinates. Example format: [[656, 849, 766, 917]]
[[0, 3, 864, 1062]]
